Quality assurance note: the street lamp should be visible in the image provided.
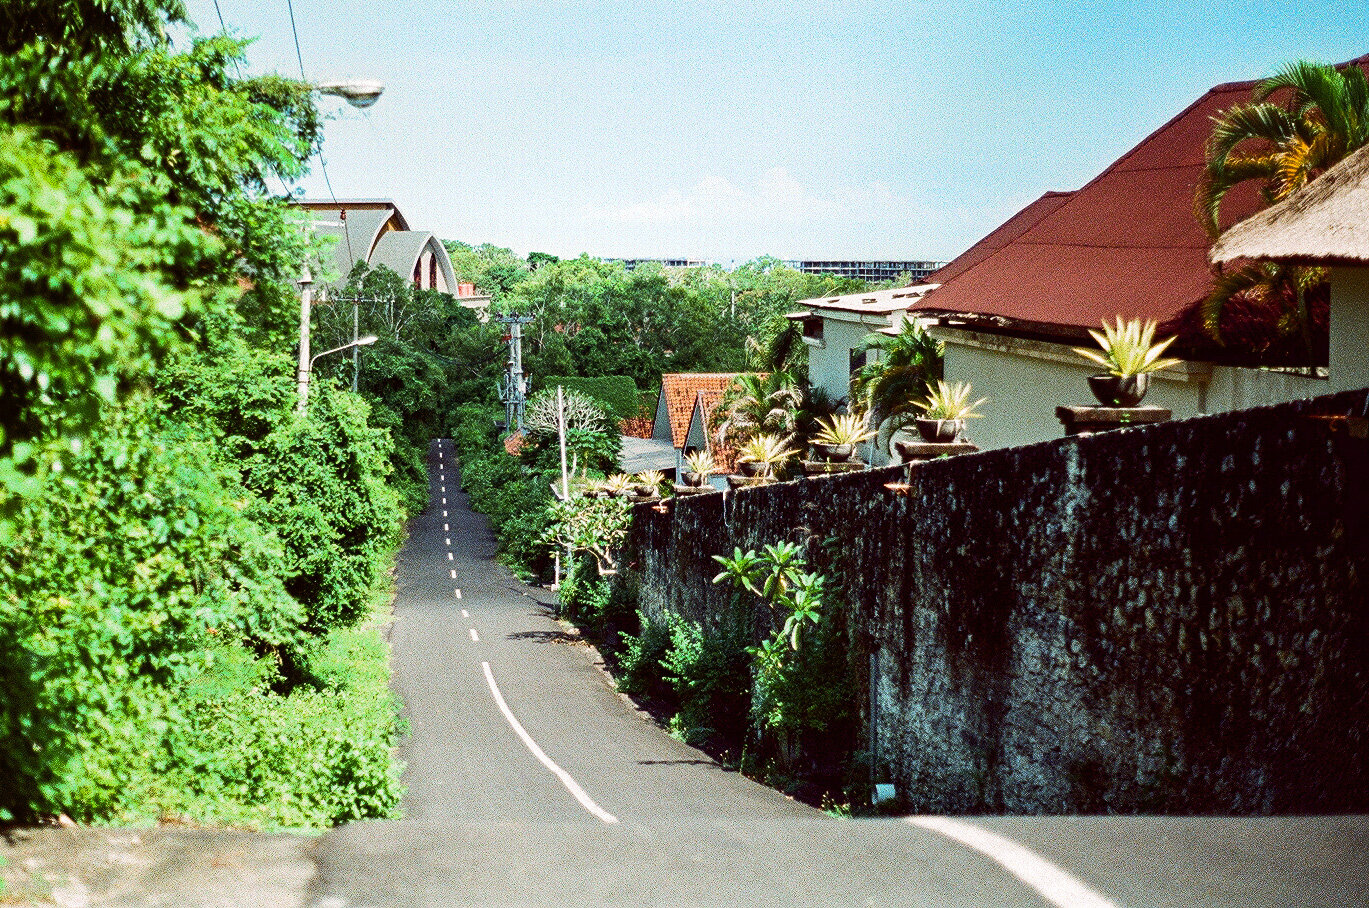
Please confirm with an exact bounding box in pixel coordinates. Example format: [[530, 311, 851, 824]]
[[312, 335, 379, 371], [294, 78, 383, 411], [316, 80, 384, 109], [298, 332, 379, 412]]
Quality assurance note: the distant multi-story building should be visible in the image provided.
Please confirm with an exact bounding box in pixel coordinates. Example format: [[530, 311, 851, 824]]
[[605, 257, 710, 271], [597, 256, 945, 283], [789, 260, 946, 283]]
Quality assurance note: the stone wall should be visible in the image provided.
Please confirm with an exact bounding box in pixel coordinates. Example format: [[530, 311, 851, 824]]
[[622, 388, 1369, 814]]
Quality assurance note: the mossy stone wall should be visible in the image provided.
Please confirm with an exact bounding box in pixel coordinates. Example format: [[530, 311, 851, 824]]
[[622, 388, 1369, 813]]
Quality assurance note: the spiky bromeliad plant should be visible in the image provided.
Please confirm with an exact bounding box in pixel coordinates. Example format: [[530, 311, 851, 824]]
[[683, 450, 716, 476], [915, 381, 987, 421], [737, 434, 797, 479], [812, 411, 878, 447], [1072, 317, 1182, 377]]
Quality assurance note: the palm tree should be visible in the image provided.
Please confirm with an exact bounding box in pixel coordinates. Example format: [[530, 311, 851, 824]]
[[714, 372, 803, 450], [745, 314, 807, 375], [849, 319, 943, 440], [1194, 59, 1368, 355]]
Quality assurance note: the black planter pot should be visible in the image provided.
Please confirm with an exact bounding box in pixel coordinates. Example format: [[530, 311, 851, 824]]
[[1088, 373, 1149, 407], [812, 442, 854, 462], [738, 460, 764, 477], [680, 470, 705, 487], [915, 417, 964, 443]]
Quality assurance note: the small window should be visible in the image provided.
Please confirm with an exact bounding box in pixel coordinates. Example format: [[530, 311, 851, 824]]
[[802, 316, 824, 344]]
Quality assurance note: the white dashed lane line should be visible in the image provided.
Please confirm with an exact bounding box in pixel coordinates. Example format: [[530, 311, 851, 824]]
[[448, 552, 454, 561], [469, 628, 480, 642], [450, 569, 457, 579], [461, 609, 469, 618]]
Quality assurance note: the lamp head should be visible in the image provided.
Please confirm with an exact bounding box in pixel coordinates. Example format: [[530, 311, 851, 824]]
[[316, 80, 384, 109]]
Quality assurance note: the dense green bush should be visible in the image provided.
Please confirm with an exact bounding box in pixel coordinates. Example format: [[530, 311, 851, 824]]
[[543, 375, 641, 422], [661, 611, 752, 745], [615, 614, 671, 701], [162, 343, 403, 636], [0, 403, 296, 820]]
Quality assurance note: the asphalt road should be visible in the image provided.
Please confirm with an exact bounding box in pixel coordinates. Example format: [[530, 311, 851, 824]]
[[5, 440, 1365, 906], [301, 440, 1369, 908]]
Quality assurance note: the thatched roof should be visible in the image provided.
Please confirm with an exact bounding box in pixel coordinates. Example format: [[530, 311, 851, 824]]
[[1210, 143, 1369, 266]]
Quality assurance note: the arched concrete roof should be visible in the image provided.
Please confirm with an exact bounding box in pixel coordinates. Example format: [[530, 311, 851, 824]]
[[300, 199, 455, 292], [369, 231, 457, 293]]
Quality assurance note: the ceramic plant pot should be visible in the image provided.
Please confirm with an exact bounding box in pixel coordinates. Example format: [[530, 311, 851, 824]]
[[812, 442, 854, 462], [681, 470, 704, 487], [738, 460, 764, 477], [914, 417, 964, 443], [1088, 373, 1149, 407]]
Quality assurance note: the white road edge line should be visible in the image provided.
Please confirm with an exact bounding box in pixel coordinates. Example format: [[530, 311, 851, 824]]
[[907, 817, 1118, 908], [469, 628, 479, 642], [481, 661, 619, 825]]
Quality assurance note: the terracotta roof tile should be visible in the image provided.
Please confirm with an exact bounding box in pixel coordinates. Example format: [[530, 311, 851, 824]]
[[654, 373, 743, 448]]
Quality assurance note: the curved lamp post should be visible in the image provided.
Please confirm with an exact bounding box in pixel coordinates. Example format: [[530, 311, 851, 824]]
[[295, 78, 384, 411], [298, 332, 379, 412]]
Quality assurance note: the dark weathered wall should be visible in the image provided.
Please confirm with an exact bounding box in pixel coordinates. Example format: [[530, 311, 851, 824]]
[[623, 389, 1369, 814]]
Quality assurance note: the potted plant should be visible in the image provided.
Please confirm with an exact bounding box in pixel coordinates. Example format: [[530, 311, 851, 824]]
[[811, 411, 877, 462], [631, 469, 666, 500], [913, 381, 986, 442], [1071, 316, 1181, 407], [736, 434, 796, 480], [602, 473, 635, 497], [681, 450, 715, 487]]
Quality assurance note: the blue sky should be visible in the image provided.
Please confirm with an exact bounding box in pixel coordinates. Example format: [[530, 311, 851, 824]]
[[182, 1, 1364, 263]]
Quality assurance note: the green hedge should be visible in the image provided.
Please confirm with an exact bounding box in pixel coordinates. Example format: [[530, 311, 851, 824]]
[[543, 375, 641, 421]]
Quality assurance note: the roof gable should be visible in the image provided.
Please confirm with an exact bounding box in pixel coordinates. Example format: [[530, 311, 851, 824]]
[[652, 374, 742, 449]]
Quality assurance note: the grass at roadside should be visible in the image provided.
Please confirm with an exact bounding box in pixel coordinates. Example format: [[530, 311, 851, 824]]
[[105, 570, 407, 832]]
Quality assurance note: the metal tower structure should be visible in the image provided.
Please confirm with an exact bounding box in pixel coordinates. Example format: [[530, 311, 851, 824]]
[[496, 314, 535, 434]]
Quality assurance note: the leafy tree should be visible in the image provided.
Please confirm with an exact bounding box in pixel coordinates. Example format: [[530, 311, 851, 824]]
[[443, 240, 530, 302], [1194, 59, 1368, 358], [0, 25, 321, 526]]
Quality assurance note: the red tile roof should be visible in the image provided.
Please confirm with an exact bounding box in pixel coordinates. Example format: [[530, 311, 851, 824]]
[[654, 374, 744, 448], [926, 191, 1073, 286], [917, 56, 1369, 340]]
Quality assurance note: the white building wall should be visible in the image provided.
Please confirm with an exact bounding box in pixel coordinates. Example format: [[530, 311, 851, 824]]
[[807, 318, 883, 406], [1329, 267, 1369, 393], [933, 327, 1325, 452]]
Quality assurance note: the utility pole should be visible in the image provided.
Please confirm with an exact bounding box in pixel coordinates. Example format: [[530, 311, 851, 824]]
[[496, 314, 535, 433], [297, 266, 314, 413]]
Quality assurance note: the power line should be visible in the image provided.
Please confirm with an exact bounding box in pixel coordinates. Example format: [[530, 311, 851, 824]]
[[284, 0, 340, 204]]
